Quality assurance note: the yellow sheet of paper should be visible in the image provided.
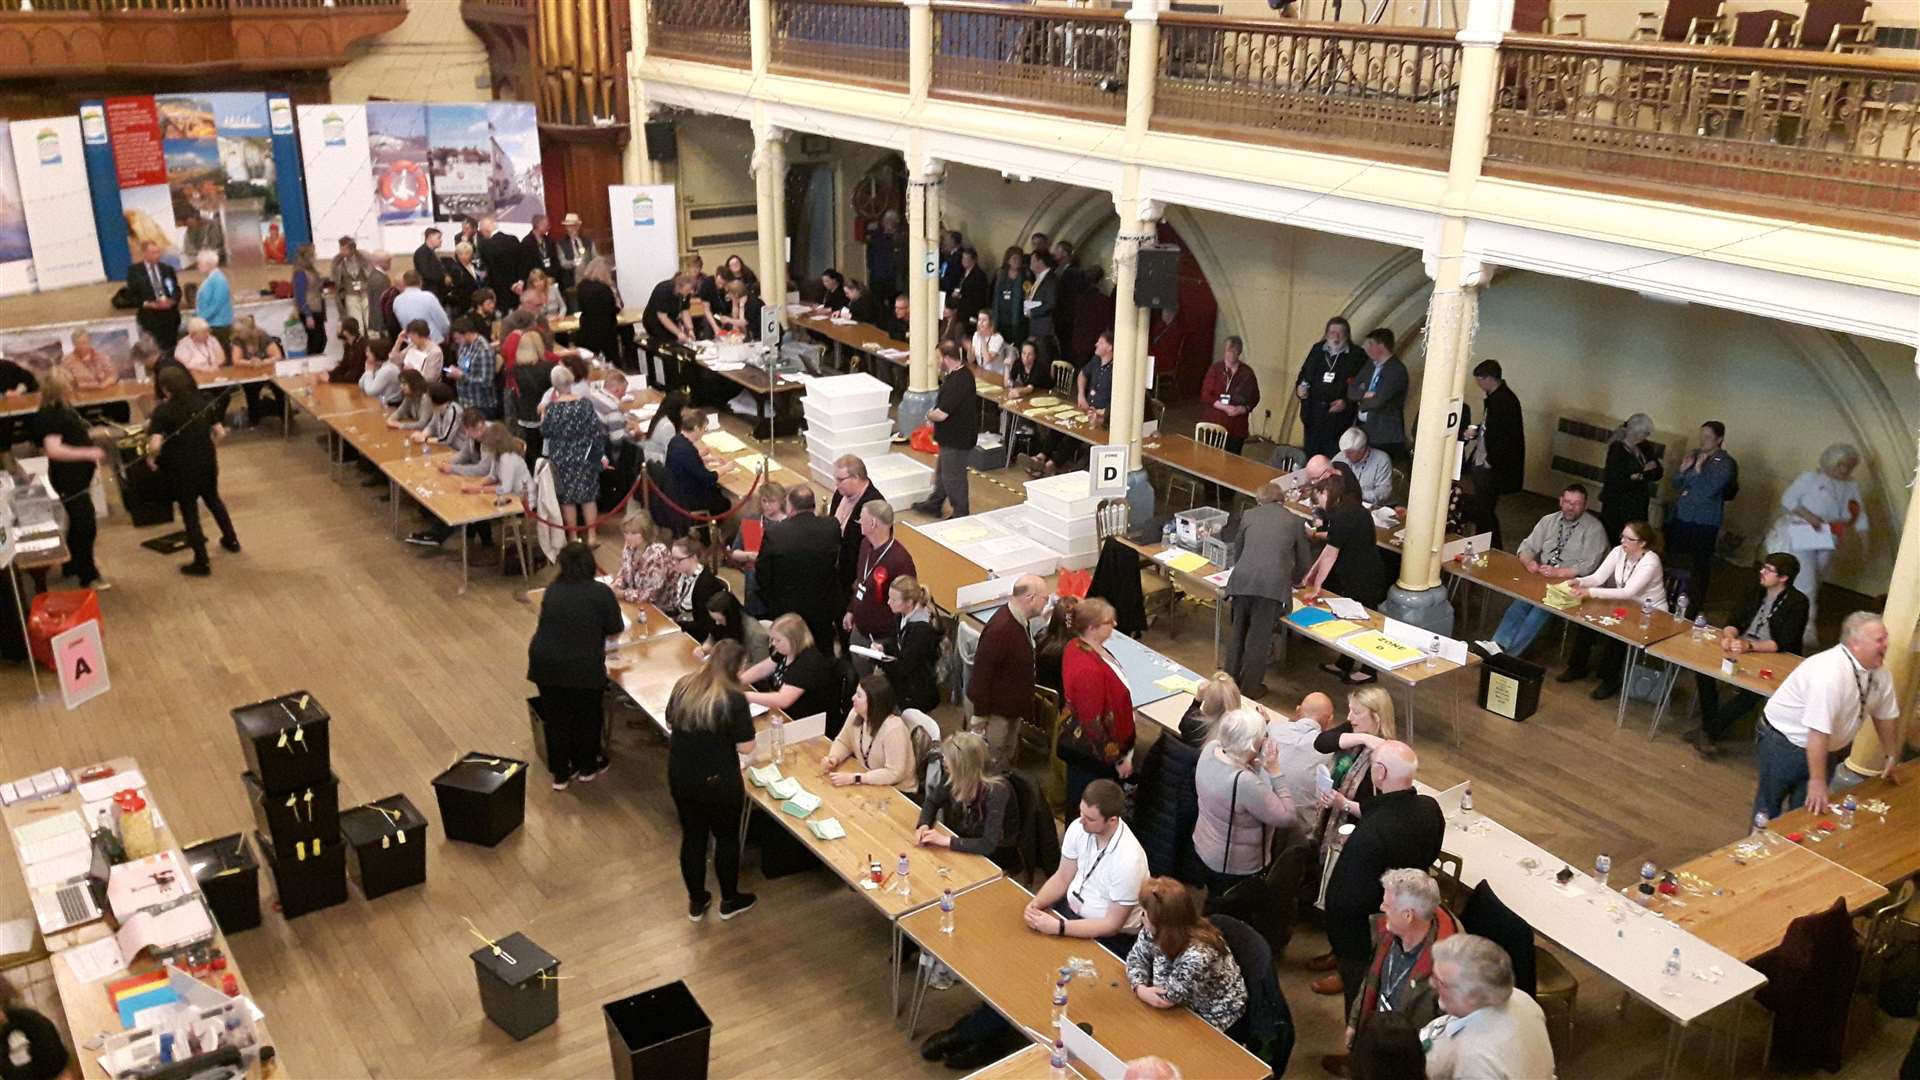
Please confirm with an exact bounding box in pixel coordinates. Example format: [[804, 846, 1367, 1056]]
[[977, 385, 1005, 398], [942, 525, 991, 543], [703, 431, 748, 454], [1155, 675, 1202, 694], [1306, 619, 1364, 642], [1343, 630, 1426, 665], [1162, 551, 1210, 573], [733, 453, 768, 473], [1028, 396, 1060, 408]]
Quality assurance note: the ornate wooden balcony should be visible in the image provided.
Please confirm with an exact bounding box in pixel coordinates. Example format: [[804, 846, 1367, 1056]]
[[932, 2, 1129, 121], [651, 0, 749, 68], [0, 0, 406, 76], [1487, 35, 1920, 235], [772, 0, 907, 89]]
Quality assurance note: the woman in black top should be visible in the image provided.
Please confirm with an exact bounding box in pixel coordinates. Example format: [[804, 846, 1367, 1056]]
[[0, 355, 38, 449], [879, 575, 942, 713], [147, 366, 238, 576], [527, 542, 622, 790], [28, 372, 110, 589], [1601, 413, 1663, 542], [1034, 595, 1077, 696], [717, 254, 759, 298], [665, 535, 727, 643], [743, 614, 841, 731], [915, 731, 1014, 864], [1301, 471, 1388, 684], [0, 976, 69, 1080], [574, 256, 622, 362], [665, 638, 759, 921]]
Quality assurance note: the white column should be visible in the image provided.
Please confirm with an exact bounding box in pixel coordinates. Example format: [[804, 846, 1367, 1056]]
[[906, 150, 943, 394], [1847, 424, 1920, 774], [1122, 0, 1158, 148], [907, 0, 932, 105], [751, 117, 786, 319], [1108, 170, 1161, 473]]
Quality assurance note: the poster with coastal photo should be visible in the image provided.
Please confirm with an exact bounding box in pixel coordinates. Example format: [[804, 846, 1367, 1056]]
[[485, 102, 541, 235], [426, 103, 492, 230], [0, 335, 62, 377], [366, 102, 433, 253], [155, 95, 226, 266], [208, 92, 275, 268], [0, 124, 33, 297]]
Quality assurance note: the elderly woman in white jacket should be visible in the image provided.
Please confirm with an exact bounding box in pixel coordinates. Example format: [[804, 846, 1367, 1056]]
[[1763, 442, 1866, 649], [1556, 519, 1667, 701]]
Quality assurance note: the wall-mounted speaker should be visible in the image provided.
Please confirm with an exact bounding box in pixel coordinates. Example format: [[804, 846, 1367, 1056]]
[[644, 120, 677, 163], [1133, 244, 1181, 310]]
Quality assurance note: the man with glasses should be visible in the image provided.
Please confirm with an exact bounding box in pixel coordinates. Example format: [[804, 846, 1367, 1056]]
[[1686, 553, 1808, 759], [828, 455, 884, 635], [1753, 611, 1903, 820], [1421, 935, 1555, 1080], [1322, 742, 1444, 1013], [1488, 484, 1609, 657], [918, 780, 1148, 1070]]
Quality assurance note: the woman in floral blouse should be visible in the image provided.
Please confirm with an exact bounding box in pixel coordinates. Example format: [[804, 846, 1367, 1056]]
[[1126, 877, 1246, 1032], [611, 514, 679, 605]]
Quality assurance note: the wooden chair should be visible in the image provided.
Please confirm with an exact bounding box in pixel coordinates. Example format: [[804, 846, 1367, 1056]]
[[1554, 12, 1587, 35], [1727, 9, 1798, 47], [1025, 687, 1066, 808], [1433, 850, 1468, 914], [1164, 420, 1228, 511], [1796, 0, 1870, 49], [1827, 21, 1876, 52], [1535, 943, 1580, 1060], [1194, 421, 1229, 450], [1633, 0, 1722, 41], [1050, 360, 1078, 398]]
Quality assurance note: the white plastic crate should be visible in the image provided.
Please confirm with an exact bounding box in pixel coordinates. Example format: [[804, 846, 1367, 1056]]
[[804, 421, 896, 454], [803, 396, 892, 433], [864, 453, 936, 505], [807, 440, 896, 479], [1026, 510, 1099, 553], [1024, 470, 1102, 520], [804, 373, 893, 417]]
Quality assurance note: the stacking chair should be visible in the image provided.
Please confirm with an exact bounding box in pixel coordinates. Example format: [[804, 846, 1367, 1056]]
[[1049, 360, 1078, 398], [1796, 0, 1870, 49], [1165, 422, 1227, 510], [1024, 686, 1066, 808]]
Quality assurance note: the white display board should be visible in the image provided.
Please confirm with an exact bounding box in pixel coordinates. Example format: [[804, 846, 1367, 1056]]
[[8, 117, 104, 290], [608, 184, 679, 304], [296, 105, 380, 260]]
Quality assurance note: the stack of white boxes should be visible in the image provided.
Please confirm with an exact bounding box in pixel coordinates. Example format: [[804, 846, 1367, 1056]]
[[982, 470, 1104, 571], [801, 373, 935, 506]]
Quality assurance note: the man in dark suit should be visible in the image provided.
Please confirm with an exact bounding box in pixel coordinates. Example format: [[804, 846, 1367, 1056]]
[[412, 227, 450, 303], [1321, 742, 1444, 1008], [478, 216, 525, 297], [827, 456, 885, 618], [522, 214, 558, 287], [1348, 327, 1410, 466], [757, 486, 846, 656], [126, 241, 182, 354], [1224, 480, 1315, 698], [1295, 315, 1365, 459], [1465, 359, 1525, 549], [1025, 250, 1061, 363], [1688, 553, 1809, 759]]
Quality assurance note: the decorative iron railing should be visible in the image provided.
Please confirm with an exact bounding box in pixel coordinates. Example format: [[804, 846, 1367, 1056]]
[[771, 0, 909, 88], [649, 0, 751, 67], [932, 3, 1129, 121]]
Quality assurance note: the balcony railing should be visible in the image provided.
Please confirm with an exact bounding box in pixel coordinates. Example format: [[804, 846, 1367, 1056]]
[[0, 0, 397, 8], [932, 3, 1128, 121], [649, 0, 750, 67], [1487, 37, 1919, 229], [772, 0, 908, 88], [1154, 17, 1459, 166]]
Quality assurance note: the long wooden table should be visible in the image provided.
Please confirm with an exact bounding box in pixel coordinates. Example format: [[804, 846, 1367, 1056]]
[[895, 521, 993, 616], [0, 364, 281, 420], [2, 757, 280, 1078], [899, 876, 1269, 1080], [962, 1044, 1087, 1080], [1661, 832, 1885, 963], [1768, 759, 1920, 888], [1643, 631, 1805, 741]]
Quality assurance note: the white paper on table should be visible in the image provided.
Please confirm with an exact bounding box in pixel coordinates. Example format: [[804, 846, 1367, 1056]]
[[955, 575, 1018, 612], [63, 936, 127, 983], [0, 918, 34, 957], [749, 702, 768, 719], [25, 847, 91, 888], [1786, 522, 1836, 551], [76, 769, 145, 803], [1060, 1017, 1128, 1080], [1325, 597, 1370, 621], [1205, 569, 1233, 588]]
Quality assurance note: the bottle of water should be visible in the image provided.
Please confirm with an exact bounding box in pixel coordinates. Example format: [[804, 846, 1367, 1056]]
[[1840, 795, 1857, 830], [1460, 782, 1474, 812], [939, 888, 955, 934], [1752, 812, 1770, 837], [770, 716, 785, 765], [1639, 860, 1657, 889], [1676, 593, 1691, 625], [1049, 1039, 1070, 1080], [134, 359, 148, 384], [1161, 521, 1176, 550], [895, 853, 911, 897], [1593, 854, 1611, 889], [1640, 598, 1654, 627], [1461, 538, 1474, 565], [1050, 977, 1069, 1027], [1693, 612, 1710, 641], [1663, 947, 1681, 978]]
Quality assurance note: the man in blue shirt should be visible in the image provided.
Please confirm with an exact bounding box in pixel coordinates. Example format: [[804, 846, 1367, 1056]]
[[1668, 420, 1739, 604], [392, 270, 450, 343], [194, 249, 232, 355], [449, 316, 499, 418], [1077, 330, 1115, 422]]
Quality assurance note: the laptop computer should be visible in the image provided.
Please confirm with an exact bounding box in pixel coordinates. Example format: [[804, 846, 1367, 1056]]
[[30, 837, 111, 936]]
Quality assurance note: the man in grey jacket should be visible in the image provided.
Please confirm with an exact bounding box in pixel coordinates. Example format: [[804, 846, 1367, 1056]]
[[1349, 327, 1410, 465], [1489, 483, 1610, 656], [1224, 479, 1315, 698]]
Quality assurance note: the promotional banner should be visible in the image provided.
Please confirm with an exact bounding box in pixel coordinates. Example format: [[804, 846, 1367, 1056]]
[[154, 94, 225, 266], [76, 101, 128, 280], [9, 117, 104, 290], [104, 95, 180, 270], [608, 184, 679, 305], [267, 95, 310, 261], [207, 91, 275, 269], [365, 101, 432, 253], [426, 103, 490, 229], [0, 124, 33, 297], [296, 104, 378, 260], [486, 102, 541, 234]]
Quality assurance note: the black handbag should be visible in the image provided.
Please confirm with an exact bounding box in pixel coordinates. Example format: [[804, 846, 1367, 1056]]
[[1210, 770, 1275, 915]]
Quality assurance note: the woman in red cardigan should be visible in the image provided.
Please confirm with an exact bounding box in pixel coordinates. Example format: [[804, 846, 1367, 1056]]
[[1059, 597, 1136, 813]]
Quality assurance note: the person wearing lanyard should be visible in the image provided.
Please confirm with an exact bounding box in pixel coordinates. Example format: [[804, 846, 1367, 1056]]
[[820, 674, 917, 793], [1199, 335, 1260, 455], [843, 500, 916, 673], [1347, 328, 1409, 466], [1295, 316, 1364, 460], [919, 779, 1148, 1070], [1489, 485, 1610, 657], [1686, 553, 1809, 760], [1332, 868, 1459, 1077], [1752, 611, 1903, 821]]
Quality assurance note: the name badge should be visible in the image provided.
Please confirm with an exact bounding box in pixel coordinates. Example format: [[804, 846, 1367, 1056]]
[[853, 583, 867, 603], [1216, 395, 1233, 406], [1322, 371, 1336, 383]]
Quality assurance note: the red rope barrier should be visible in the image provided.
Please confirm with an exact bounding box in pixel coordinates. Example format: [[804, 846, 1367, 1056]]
[[516, 457, 765, 531]]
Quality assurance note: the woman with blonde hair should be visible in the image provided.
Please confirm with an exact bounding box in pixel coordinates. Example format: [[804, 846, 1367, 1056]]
[[28, 370, 109, 588], [822, 673, 916, 793], [1306, 685, 1397, 994], [743, 613, 840, 729], [916, 731, 1014, 858], [610, 512, 679, 605], [665, 638, 758, 921], [1126, 877, 1247, 1032], [574, 255, 623, 361], [878, 574, 941, 712]]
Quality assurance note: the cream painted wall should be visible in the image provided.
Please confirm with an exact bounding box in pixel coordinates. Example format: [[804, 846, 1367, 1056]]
[[330, 2, 492, 104]]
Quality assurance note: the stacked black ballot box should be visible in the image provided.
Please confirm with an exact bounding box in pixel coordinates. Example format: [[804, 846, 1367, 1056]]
[[232, 692, 344, 919], [183, 834, 261, 934], [432, 753, 527, 846], [340, 794, 429, 900]]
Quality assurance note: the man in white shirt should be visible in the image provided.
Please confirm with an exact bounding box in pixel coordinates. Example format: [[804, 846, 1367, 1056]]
[[1421, 934, 1556, 1080], [1338, 427, 1394, 506], [391, 270, 450, 343], [920, 779, 1147, 1070], [1265, 691, 1336, 816], [1754, 611, 1903, 820]]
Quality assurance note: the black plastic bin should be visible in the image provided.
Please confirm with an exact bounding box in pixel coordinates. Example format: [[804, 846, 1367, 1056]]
[[1478, 652, 1544, 722], [183, 833, 260, 934], [605, 980, 711, 1080]]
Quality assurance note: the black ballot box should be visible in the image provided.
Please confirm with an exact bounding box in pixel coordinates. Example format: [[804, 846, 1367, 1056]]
[[1477, 652, 1545, 723], [242, 771, 340, 853], [183, 834, 261, 935], [605, 981, 711, 1080], [432, 754, 528, 847], [255, 830, 346, 920], [232, 692, 332, 792], [471, 931, 560, 1040], [340, 794, 429, 900]]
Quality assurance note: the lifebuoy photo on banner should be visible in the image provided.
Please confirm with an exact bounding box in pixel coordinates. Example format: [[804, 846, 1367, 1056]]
[[366, 102, 432, 253]]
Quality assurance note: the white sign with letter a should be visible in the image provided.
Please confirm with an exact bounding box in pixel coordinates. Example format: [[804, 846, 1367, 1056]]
[[1090, 445, 1128, 497], [52, 619, 109, 711]]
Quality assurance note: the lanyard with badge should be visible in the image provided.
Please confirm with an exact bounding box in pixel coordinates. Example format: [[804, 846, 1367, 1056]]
[[1072, 820, 1126, 908], [855, 539, 895, 604], [1319, 345, 1345, 385]]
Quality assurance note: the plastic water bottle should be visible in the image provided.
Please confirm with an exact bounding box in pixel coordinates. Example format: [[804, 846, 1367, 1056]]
[[1461, 537, 1474, 566], [1049, 1039, 1070, 1080], [1752, 812, 1770, 837], [1161, 521, 1176, 550], [1593, 854, 1611, 889], [1664, 948, 1681, 978], [1459, 782, 1474, 812], [1051, 977, 1069, 1027], [1639, 860, 1657, 889], [939, 888, 955, 934], [1840, 795, 1857, 830], [1640, 598, 1654, 627], [1693, 612, 1710, 641], [769, 716, 785, 765], [134, 360, 148, 384], [1676, 593, 1691, 624], [1425, 635, 1441, 671], [895, 853, 911, 897]]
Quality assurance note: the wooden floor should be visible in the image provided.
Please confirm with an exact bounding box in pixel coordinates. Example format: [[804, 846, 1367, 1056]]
[[0, 418, 1911, 1079]]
